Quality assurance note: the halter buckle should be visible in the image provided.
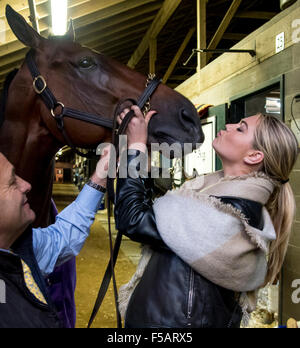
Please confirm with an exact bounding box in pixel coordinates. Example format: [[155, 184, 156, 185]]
[[33, 75, 47, 94], [51, 102, 65, 118]]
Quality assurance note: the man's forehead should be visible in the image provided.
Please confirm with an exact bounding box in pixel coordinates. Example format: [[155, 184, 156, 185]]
[[0, 153, 13, 181]]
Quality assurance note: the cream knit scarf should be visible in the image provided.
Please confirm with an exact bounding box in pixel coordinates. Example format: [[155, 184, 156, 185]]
[[119, 171, 277, 325]]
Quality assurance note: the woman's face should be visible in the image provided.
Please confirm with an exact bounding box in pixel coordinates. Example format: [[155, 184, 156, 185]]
[[212, 115, 262, 167]]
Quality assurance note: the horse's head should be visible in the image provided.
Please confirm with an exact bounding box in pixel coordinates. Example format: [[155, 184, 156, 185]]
[[6, 5, 204, 153]]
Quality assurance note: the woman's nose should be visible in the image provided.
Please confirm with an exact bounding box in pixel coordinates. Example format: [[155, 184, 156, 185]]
[[225, 123, 236, 131]]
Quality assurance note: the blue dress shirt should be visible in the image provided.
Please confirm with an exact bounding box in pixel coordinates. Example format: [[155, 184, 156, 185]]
[[32, 184, 104, 276]]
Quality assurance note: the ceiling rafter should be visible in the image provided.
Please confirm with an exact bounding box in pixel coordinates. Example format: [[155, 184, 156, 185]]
[[127, 0, 182, 69]]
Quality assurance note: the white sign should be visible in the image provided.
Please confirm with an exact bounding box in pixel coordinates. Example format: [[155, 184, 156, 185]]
[[184, 116, 216, 177], [276, 32, 285, 53]]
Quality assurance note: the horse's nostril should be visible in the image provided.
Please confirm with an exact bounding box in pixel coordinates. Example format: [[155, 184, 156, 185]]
[[179, 109, 197, 129]]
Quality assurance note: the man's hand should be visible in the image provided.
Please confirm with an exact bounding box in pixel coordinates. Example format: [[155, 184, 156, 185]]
[[117, 106, 157, 152], [90, 144, 112, 188]]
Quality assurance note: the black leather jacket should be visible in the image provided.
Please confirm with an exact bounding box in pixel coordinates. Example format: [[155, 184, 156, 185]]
[[115, 151, 264, 329]]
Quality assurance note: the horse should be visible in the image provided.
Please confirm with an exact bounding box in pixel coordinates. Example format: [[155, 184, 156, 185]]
[[0, 5, 204, 327]]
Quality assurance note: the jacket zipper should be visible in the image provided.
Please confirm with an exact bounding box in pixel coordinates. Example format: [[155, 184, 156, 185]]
[[187, 267, 195, 321]]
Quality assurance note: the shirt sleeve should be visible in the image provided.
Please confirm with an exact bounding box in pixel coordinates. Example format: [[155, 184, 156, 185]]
[[32, 184, 104, 276]]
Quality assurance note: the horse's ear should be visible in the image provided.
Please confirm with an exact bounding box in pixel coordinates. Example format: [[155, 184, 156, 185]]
[[6, 5, 43, 48], [65, 19, 75, 42]]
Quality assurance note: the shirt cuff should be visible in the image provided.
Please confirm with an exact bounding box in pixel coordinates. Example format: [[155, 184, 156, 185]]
[[75, 184, 105, 213]]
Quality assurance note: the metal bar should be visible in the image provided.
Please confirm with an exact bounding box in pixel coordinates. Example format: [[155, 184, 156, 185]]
[[183, 48, 256, 66], [197, 0, 207, 72], [28, 0, 40, 33]]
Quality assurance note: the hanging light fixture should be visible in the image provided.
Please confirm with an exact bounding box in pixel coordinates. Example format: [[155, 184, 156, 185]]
[[280, 0, 297, 10], [51, 0, 68, 36]]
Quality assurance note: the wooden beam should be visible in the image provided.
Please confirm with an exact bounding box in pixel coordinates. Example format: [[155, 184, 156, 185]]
[[0, 0, 157, 70], [209, 11, 278, 20], [221, 32, 247, 41], [81, 17, 155, 48], [149, 38, 157, 74], [127, 0, 182, 69], [197, 0, 206, 72], [73, 0, 158, 30], [76, 2, 161, 41], [207, 0, 242, 61], [94, 32, 146, 55], [236, 11, 277, 20], [28, 0, 40, 33], [163, 27, 195, 84], [89, 25, 150, 51]]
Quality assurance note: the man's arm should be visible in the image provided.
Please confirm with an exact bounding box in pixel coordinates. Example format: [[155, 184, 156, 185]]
[[32, 184, 104, 276], [32, 145, 111, 276]]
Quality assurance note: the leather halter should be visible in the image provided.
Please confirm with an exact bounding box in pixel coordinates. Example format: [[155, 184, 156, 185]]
[[25, 49, 161, 158]]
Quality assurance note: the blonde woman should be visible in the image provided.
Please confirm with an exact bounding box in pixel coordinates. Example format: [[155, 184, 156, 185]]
[[115, 106, 299, 328]]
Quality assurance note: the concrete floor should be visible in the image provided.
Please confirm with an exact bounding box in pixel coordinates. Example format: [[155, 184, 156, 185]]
[[53, 183, 141, 328]]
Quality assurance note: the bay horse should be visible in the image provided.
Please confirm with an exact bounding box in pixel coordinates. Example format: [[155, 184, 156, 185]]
[[0, 5, 204, 327]]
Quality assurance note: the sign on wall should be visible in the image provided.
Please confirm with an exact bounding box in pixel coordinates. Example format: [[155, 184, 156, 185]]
[[184, 116, 216, 177]]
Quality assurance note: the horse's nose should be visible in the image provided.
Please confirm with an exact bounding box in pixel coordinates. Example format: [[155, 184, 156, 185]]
[[179, 108, 198, 130], [178, 108, 205, 144]]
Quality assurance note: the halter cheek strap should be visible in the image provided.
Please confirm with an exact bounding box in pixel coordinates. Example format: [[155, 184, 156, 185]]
[[25, 49, 161, 158]]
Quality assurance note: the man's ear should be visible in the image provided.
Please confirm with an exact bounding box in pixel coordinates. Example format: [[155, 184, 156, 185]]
[[6, 5, 44, 48], [244, 150, 264, 166]]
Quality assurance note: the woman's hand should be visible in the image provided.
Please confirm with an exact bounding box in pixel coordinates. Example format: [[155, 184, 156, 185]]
[[117, 105, 157, 151], [91, 144, 112, 188]]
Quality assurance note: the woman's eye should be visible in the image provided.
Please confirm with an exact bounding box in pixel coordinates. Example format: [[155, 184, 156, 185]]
[[237, 127, 243, 132], [78, 57, 96, 69]]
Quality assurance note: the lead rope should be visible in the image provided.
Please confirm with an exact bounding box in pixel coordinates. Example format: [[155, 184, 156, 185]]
[[87, 75, 161, 328]]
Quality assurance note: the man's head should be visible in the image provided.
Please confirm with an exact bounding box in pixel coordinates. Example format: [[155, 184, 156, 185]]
[[0, 153, 35, 249]]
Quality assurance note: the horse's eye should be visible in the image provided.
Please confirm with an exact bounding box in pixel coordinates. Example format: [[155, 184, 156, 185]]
[[78, 57, 96, 69]]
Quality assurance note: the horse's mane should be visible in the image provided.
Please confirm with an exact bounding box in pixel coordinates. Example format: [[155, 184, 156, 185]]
[[0, 69, 19, 128]]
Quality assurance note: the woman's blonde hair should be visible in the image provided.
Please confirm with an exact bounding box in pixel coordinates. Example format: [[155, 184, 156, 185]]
[[253, 114, 299, 285]]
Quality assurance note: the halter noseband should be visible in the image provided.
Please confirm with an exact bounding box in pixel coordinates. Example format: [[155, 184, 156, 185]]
[[25, 49, 161, 158]]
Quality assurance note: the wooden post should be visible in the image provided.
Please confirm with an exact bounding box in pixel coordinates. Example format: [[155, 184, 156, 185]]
[[149, 38, 157, 75], [28, 0, 40, 33], [163, 27, 195, 84], [128, 0, 182, 69], [206, 0, 242, 62], [197, 0, 207, 72]]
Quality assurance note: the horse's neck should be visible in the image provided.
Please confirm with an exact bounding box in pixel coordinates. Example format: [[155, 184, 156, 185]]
[[0, 109, 60, 228]]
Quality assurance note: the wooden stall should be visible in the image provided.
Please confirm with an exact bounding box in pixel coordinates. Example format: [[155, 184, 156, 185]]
[[176, 1, 300, 325]]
